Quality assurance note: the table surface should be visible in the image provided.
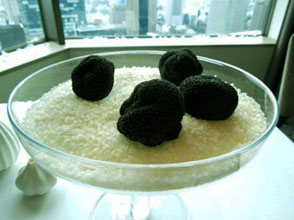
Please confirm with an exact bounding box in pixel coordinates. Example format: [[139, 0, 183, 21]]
[[1, 103, 294, 220]]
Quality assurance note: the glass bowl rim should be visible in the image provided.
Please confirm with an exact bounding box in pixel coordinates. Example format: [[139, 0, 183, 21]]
[[7, 50, 279, 169]]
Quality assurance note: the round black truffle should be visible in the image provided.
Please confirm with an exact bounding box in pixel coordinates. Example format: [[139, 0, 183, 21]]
[[159, 49, 203, 86], [179, 75, 238, 120], [117, 79, 185, 147], [71, 55, 115, 101]]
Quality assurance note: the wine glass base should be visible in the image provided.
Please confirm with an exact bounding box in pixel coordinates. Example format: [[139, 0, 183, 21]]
[[89, 193, 190, 220]]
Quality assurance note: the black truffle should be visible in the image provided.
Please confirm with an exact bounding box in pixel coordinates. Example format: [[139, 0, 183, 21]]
[[117, 79, 185, 147], [179, 75, 238, 120], [159, 49, 203, 86], [71, 55, 114, 101]]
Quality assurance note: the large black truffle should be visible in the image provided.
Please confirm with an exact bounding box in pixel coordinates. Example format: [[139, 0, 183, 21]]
[[117, 79, 185, 147], [180, 75, 238, 120], [71, 55, 114, 101], [159, 49, 203, 86]]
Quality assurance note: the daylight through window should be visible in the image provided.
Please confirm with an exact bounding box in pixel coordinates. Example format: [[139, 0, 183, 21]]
[[60, 0, 273, 39], [0, 0, 44, 52]]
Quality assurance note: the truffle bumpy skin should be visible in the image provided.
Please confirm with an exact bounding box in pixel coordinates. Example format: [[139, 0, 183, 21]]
[[117, 79, 185, 147], [71, 55, 115, 101], [180, 75, 238, 120], [159, 49, 203, 86]]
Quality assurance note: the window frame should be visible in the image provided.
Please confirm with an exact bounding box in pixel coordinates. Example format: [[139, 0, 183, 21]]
[[0, 0, 285, 54], [37, 0, 280, 45]]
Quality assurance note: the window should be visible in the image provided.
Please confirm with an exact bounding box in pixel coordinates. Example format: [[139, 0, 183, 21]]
[[0, 0, 45, 52], [59, 0, 273, 39]]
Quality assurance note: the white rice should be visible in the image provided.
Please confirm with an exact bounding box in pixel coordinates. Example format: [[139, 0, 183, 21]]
[[22, 67, 267, 164]]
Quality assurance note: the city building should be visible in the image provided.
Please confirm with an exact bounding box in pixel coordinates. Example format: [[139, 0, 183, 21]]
[[165, 0, 184, 26], [110, 4, 126, 25], [0, 1, 6, 25], [0, 24, 26, 50], [1, 0, 20, 25], [16, 0, 44, 39], [206, 0, 250, 35], [17, 0, 42, 29], [76, 24, 126, 37], [250, 0, 270, 31], [148, 0, 157, 35], [0, 0, 43, 49], [59, 0, 87, 37], [126, 0, 157, 36]]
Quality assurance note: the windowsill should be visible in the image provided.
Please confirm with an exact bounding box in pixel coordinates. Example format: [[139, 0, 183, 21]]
[[0, 36, 276, 73], [66, 36, 276, 48], [0, 42, 67, 73]]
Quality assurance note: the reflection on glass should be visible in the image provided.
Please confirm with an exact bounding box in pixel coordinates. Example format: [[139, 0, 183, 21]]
[[60, 0, 272, 38], [0, 0, 44, 51]]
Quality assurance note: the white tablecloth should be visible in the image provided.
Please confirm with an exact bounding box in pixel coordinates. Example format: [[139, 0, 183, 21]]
[[1, 103, 294, 220]]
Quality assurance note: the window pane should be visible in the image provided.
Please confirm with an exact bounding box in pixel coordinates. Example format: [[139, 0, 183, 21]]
[[0, 0, 45, 51], [60, 0, 273, 39]]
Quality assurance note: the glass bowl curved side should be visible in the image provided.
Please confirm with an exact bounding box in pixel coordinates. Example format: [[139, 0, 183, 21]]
[[7, 50, 278, 192]]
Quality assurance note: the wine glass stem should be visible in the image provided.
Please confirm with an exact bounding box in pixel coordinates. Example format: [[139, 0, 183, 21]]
[[89, 193, 189, 220], [130, 195, 150, 220]]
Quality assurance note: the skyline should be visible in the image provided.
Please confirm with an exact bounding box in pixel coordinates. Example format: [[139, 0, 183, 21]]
[[0, 0, 271, 50]]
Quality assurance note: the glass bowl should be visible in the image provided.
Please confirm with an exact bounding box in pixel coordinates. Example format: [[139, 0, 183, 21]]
[[7, 50, 278, 219]]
